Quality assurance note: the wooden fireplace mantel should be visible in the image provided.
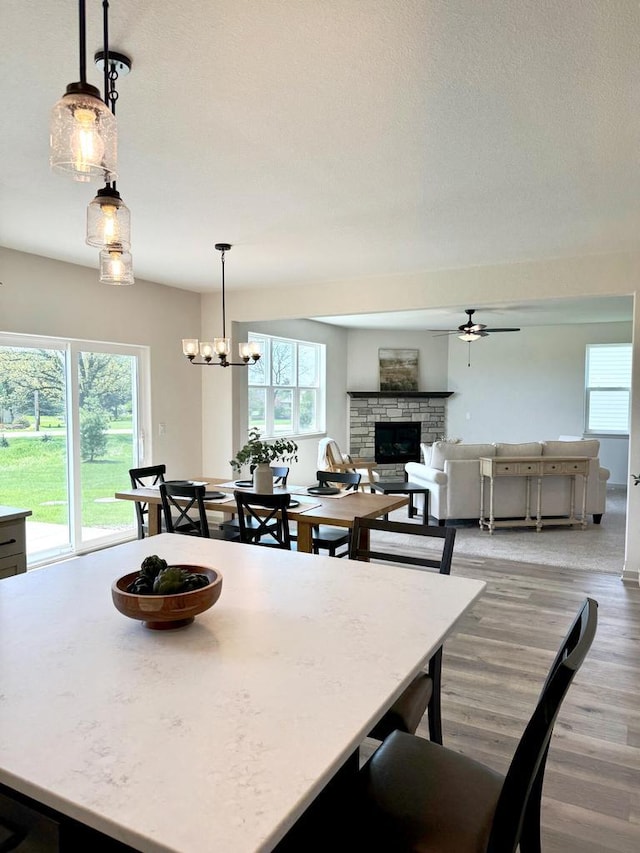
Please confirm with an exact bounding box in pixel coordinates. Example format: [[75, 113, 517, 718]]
[[347, 391, 453, 399]]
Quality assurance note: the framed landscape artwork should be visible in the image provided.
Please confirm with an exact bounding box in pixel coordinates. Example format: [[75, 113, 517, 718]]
[[379, 348, 419, 391]]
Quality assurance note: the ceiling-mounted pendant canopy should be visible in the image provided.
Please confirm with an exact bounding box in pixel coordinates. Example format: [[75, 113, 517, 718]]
[[182, 244, 261, 368], [50, 1, 117, 182]]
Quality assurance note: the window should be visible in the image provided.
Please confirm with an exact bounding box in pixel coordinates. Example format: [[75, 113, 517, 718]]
[[585, 343, 632, 434], [247, 333, 325, 437]]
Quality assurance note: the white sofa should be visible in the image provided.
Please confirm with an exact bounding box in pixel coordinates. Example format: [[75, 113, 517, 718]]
[[404, 439, 610, 525]]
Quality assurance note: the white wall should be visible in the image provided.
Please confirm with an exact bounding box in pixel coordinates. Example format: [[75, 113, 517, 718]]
[[345, 329, 449, 391], [446, 322, 631, 484], [0, 247, 203, 477]]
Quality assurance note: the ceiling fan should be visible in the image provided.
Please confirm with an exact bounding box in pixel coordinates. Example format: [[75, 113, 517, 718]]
[[431, 309, 521, 341], [429, 309, 521, 366]]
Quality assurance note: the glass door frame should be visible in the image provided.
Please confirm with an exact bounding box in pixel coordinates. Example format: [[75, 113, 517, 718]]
[[0, 331, 151, 563]]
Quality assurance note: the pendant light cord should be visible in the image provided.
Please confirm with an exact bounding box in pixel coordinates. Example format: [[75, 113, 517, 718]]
[[220, 248, 227, 339], [78, 0, 87, 83], [102, 1, 119, 192], [102, 0, 109, 108]]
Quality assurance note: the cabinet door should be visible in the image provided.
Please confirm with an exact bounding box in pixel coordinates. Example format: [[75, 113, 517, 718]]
[[0, 553, 26, 578]]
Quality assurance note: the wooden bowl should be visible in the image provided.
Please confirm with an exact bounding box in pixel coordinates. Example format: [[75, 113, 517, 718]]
[[112, 565, 222, 630]]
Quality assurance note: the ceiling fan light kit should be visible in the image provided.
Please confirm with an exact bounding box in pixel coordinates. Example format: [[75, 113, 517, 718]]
[[432, 309, 521, 341], [182, 244, 262, 368]]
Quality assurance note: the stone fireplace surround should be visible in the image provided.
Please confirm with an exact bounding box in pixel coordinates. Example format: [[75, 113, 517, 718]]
[[347, 391, 453, 479]]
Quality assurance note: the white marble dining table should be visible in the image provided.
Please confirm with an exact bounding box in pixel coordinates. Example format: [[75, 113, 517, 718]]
[[0, 534, 485, 853]]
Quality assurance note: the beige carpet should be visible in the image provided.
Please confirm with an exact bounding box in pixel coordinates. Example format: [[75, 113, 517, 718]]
[[385, 486, 626, 574]]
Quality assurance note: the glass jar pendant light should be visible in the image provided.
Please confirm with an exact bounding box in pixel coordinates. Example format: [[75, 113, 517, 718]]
[[99, 246, 134, 285], [86, 50, 132, 252], [50, 0, 117, 182], [87, 185, 131, 249], [182, 244, 261, 367]]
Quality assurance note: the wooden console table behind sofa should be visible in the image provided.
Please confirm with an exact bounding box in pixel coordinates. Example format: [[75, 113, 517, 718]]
[[479, 456, 590, 534]]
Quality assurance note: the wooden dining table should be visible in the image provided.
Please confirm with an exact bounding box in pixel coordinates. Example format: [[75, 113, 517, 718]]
[[114, 478, 410, 552], [0, 534, 485, 852]]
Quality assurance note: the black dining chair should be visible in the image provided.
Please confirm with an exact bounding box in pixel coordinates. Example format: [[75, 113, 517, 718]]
[[275, 598, 598, 853], [350, 516, 456, 745], [221, 466, 289, 541], [159, 482, 211, 538], [303, 470, 361, 557], [128, 464, 166, 539], [233, 491, 292, 549]]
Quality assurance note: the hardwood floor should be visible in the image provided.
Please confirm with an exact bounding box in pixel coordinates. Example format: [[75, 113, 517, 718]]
[[398, 553, 640, 852]]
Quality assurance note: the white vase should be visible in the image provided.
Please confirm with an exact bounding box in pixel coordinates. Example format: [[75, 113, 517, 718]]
[[253, 463, 273, 494]]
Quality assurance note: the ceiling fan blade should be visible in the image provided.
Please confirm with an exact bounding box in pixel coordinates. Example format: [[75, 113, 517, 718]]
[[482, 327, 521, 333]]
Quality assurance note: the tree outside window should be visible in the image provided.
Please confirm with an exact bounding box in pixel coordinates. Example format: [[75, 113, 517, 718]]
[[247, 334, 325, 437]]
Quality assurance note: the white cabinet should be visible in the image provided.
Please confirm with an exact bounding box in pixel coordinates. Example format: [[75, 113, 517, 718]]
[[0, 507, 32, 578]]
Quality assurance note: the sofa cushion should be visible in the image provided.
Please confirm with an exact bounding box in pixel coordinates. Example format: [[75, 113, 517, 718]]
[[494, 442, 542, 457], [420, 443, 432, 466], [430, 441, 495, 470], [542, 439, 600, 458]]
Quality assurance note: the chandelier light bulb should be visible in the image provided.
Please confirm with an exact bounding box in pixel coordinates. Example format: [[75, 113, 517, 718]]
[[182, 339, 199, 358], [199, 342, 215, 361], [214, 338, 231, 357]]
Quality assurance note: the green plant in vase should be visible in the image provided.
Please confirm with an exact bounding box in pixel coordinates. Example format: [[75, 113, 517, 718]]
[[230, 428, 298, 492]]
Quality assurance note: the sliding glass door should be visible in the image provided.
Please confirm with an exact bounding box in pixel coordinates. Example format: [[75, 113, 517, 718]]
[[0, 334, 149, 565]]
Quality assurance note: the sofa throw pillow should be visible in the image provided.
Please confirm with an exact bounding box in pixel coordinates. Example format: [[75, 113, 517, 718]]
[[542, 439, 600, 458], [494, 442, 542, 457], [420, 443, 433, 466], [430, 441, 496, 470]]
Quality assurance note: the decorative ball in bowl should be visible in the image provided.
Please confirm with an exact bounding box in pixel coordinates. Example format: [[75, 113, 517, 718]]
[[112, 563, 222, 630]]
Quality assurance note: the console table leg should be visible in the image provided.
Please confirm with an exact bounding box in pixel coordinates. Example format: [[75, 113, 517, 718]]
[[488, 476, 495, 534]]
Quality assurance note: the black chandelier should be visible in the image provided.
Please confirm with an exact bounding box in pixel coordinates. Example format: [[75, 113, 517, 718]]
[[182, 244, 261, 368]]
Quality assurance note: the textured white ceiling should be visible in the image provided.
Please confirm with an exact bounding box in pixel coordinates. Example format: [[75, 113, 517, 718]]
[[1, 1, 638, 294], [313, 295, 634, 330]]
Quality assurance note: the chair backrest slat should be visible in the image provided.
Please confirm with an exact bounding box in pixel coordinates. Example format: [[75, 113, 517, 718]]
[[316, 470, 361, 491], [349, 516, 456, 575]]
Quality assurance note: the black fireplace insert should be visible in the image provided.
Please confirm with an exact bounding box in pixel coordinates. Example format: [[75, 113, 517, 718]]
[[374, 421, 421, 464]]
